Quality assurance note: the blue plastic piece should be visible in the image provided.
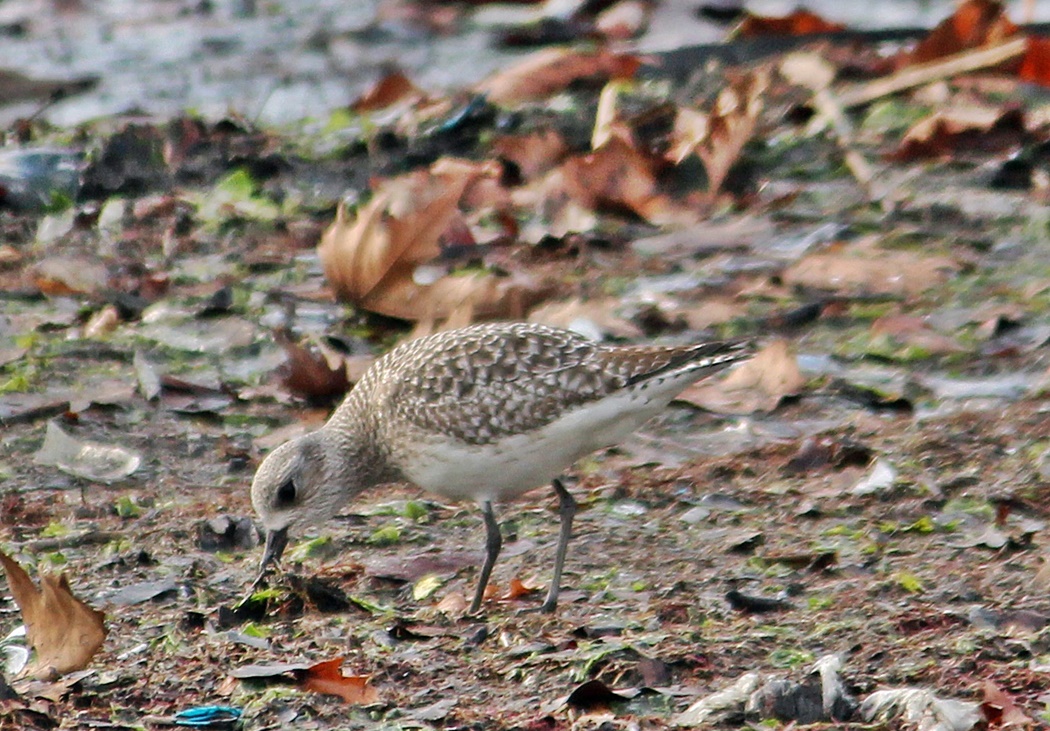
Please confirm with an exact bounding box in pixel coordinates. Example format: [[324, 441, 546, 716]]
[[173, 706, 242, 727]]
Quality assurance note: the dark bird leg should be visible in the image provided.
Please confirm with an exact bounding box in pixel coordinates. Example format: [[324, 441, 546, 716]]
[[540, 478, 576, 613], [471, 500, 502, 614]]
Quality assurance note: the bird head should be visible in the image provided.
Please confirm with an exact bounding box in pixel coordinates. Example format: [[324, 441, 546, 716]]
[[250, 430, 350, 579]]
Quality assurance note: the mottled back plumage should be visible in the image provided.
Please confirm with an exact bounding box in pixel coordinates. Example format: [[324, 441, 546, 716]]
[[333, 322, 744, 446]]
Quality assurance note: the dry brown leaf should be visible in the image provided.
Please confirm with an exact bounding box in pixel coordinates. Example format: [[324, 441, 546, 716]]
[[318, 158, 542, 326], [560, 135, 690, 226], [889, 106, 1026, 161], [0, 551, 106, 680], [782, 243, 958, 296], [677, 340, 804, 414], [298, 657, 378, 705], [275, 332, 351, 401], [351, 68, 422, 112], [528, 297, 643, 339], [435, 592, 469, 615], [905, 0, 1018, 66], [492, 129, 569, 181], [477, 48, 642, 106], [980, 680, 1033, 727], [318, 161, 478, 301], [670, 70, 768, 197], [506, 577, 539, 600]]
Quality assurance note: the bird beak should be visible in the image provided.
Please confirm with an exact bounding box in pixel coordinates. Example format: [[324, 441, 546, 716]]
[[253, 526, 289, 586]]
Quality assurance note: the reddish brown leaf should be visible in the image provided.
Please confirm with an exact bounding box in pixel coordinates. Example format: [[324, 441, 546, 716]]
[[298, 657, 378, 705], [559, 135, 688, 225], [435, 592, 469, 615], [905, 0, 1018, 66], [275, 332, 351, 401], [506, 576, 540, 600], [477, 48, 643, 105], [980, 680, 1033, 727], [736, 9, 845, 38], [0, 551, 106, 679], [1018, 36, 1050, 86], [351, 68, 422, 112]]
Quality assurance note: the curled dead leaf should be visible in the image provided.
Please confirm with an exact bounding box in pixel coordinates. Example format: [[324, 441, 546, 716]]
[[889, 107, 1027, 161], [677, 340, 804, 414], [318, 158, 544, 326], [0, 551, 107, 680]]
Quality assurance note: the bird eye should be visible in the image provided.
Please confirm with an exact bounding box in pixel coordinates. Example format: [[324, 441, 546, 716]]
[[275, 479, 297, 507]]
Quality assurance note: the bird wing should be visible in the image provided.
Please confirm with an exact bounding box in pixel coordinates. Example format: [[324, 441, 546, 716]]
[[382, 323, 745, 446], [385, 323, 624, 445]]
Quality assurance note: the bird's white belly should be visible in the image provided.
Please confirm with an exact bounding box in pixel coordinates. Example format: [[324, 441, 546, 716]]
[[399, 389, 664, 504]]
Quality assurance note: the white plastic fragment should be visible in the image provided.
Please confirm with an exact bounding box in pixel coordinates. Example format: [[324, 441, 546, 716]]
[[851, 458, 897, 496], [859, 688, 983, 731], [34, 420, 142, 483], [672, 672, 764, 726]]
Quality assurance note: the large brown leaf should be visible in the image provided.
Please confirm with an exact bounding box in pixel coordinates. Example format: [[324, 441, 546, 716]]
[[318, 158, 543, 326], [477, 48, 642, 106], [677, 340, 804, 414], [0, 551, 106, 680]]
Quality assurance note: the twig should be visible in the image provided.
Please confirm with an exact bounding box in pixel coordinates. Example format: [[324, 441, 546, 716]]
[[20, 530, 123, 553], [810, 87, 879, 198], [836, 37, 1029, 109], [781, 54, 882, 203]]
